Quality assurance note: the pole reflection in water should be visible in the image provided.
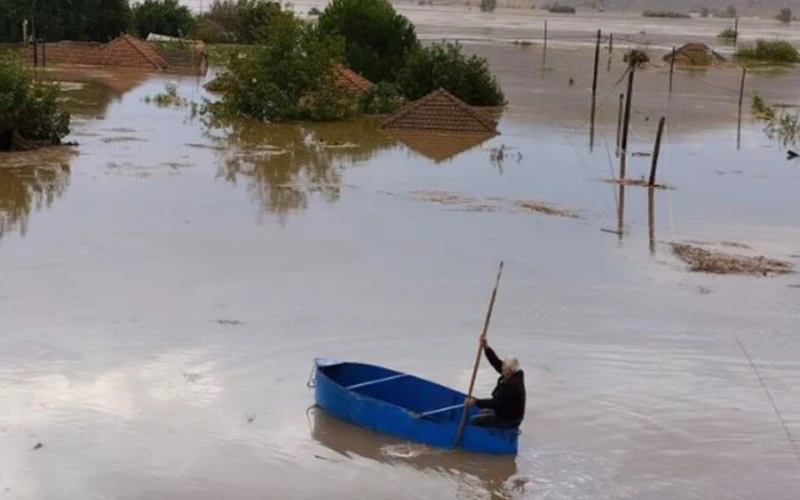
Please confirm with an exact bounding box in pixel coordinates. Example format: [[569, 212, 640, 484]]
[[309, 407, 520, 500]]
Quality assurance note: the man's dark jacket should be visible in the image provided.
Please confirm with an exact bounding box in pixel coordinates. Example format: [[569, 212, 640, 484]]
[[475, 347, 526, 423]]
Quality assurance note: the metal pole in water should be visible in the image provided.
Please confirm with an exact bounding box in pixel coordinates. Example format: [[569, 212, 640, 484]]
[[590, 29, 601, 151], [649, 116, 666, 187], [737, 67, 747, 150], [620, 67, 635, 179], [669, 46, 676, 94]]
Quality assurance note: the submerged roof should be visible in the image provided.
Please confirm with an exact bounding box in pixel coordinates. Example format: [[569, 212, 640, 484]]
[[334, 65, 373, 94], [381, 88, 498, 134], [104, 34, 169, 71]]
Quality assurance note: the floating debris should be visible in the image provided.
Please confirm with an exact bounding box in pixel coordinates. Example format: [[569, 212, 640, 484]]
[[671, 243, 794, 276], [603, 177, 672, 190], [33, 443, 43, 450], [214, 319, 243, 326], [513, 200, 582, 219], [410, 191, 581, 218]]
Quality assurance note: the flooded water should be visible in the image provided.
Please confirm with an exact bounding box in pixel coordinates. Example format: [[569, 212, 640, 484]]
[[2, 25, 800, 500]]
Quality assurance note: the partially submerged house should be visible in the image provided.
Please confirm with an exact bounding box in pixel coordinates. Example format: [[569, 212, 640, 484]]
[[27, 34, 208, 75], [663, 43, 726, 66], [380, 88, 499, 163]]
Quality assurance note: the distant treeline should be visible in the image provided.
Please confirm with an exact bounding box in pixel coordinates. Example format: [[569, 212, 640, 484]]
[[642, 10, 691, 19]]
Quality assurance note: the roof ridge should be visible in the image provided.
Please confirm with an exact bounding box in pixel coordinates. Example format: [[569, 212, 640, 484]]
[[381, 88, 497, 133], [380, 88, 446, 129], [435, 88, 497, 132], [121, 34, 167, 71]]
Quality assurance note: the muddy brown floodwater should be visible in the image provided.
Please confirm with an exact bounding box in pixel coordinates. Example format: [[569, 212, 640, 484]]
[[2, 12, 800, 500]]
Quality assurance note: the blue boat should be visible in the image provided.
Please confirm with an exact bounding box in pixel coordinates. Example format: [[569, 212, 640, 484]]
[[311, 358, 519, 455]]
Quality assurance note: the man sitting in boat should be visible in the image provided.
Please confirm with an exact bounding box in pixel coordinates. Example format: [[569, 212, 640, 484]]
[[467, 338, 526, 429]]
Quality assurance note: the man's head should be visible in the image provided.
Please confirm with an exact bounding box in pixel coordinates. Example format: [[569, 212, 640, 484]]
[[501, 356, 521, 378]]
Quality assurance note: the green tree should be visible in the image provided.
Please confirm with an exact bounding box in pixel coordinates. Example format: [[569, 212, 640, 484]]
[[396, 41, 505, 106], [208, 15, 356, 122], [700, 7, 710, 17], [0, 54, 70, 147], [317, 0, 419, 83], [777, 8, 792, 23], [725, 4, 737, 18], [132, 0, 195, 39], [200, 0, 290, 44], [480, 0, 497, 12], [0, 0, 131, 42]]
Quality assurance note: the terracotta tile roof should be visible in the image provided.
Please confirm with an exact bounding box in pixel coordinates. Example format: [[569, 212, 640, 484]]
[[103, 34, 168, 71], [387, 130, 495, 163], [334, 65, 373, 94], [381, 88, 498, 134]]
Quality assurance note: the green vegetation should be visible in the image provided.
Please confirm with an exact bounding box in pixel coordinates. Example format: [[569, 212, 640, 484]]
[[397, 41, 505, 106], [0, 55, 70, 150], [0, 0, 131, 43], [700, 7, 710, 18], [777, 8, 793, 24], [317, 0, 419, 84], [132, 0, 196, 39], [549, 5, 576, 14], [736, 39, 800, 64], [480, 0, 498, 12], [717, 28, 737, 43], [207, 14, 358, 122], [360, 82, 405, 114], [623, 48, 650, 68], [199, 0, 294, 44], [642, 11, 690, 19], [752, 94, 799, 147]]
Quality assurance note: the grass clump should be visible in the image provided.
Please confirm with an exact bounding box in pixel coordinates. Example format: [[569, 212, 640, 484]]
[[717, 28, 736, 43], [736, 39, 800, 64]]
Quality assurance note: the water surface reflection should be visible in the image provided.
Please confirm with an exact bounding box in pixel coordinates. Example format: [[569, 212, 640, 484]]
[[210, 119, 397, 218]]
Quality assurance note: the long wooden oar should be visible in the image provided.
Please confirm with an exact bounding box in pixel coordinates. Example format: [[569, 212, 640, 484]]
[[453, 261, 504, 449]]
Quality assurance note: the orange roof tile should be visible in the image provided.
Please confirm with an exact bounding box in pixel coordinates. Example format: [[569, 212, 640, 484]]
[[381, 88, 497, 134]]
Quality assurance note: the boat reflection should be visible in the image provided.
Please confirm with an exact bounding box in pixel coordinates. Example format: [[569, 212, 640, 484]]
[[309, 407, 520, 499]]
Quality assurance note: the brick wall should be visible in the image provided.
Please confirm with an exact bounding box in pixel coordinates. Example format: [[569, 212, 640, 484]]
[[28, 41, 106, 66]]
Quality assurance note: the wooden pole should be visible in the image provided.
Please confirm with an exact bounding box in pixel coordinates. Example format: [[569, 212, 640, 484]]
[[648, 187, 655, 254], [542, 20, 548, 70], [737, 67, 747, 150], [616, 93, 624, 157], [42, 40, 45, 68], [649, 116, 666, 186], [33, 38, 37, 67], [454, 261, 505, 449], [620, 67, 635, 179], [608, 33, 613, 53], [617, 185, 625, 243], [669, 46, 676, 94], [734, 17, 739, 45], [590, 29, 601, 151]]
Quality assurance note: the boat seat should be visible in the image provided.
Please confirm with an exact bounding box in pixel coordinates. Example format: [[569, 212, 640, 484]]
[[345, 373, 408, 390]]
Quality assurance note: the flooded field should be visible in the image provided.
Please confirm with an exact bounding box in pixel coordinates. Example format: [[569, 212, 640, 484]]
[[2, 15, 800, 500]]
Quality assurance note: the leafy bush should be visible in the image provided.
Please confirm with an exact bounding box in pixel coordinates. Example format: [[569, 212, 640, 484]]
[[396, 41, 505, 106], [736, 39, 800, 64], [777, 8, 792, 24], [480, 0, 497, 12], [623, 48, 650, 68], [309, 7, 322, 15], [207, 15, 358, 122], [132, 0, 196, 38], [717, 28, 737, 43], [549, 5, 576, 13], [317, 0, 420, 83], [642, 11, 690, 18], [700, 7, 710, 17], [196, 17, 237, 44], [0, 55, 69, 147], [360, 81, 405, 114]]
